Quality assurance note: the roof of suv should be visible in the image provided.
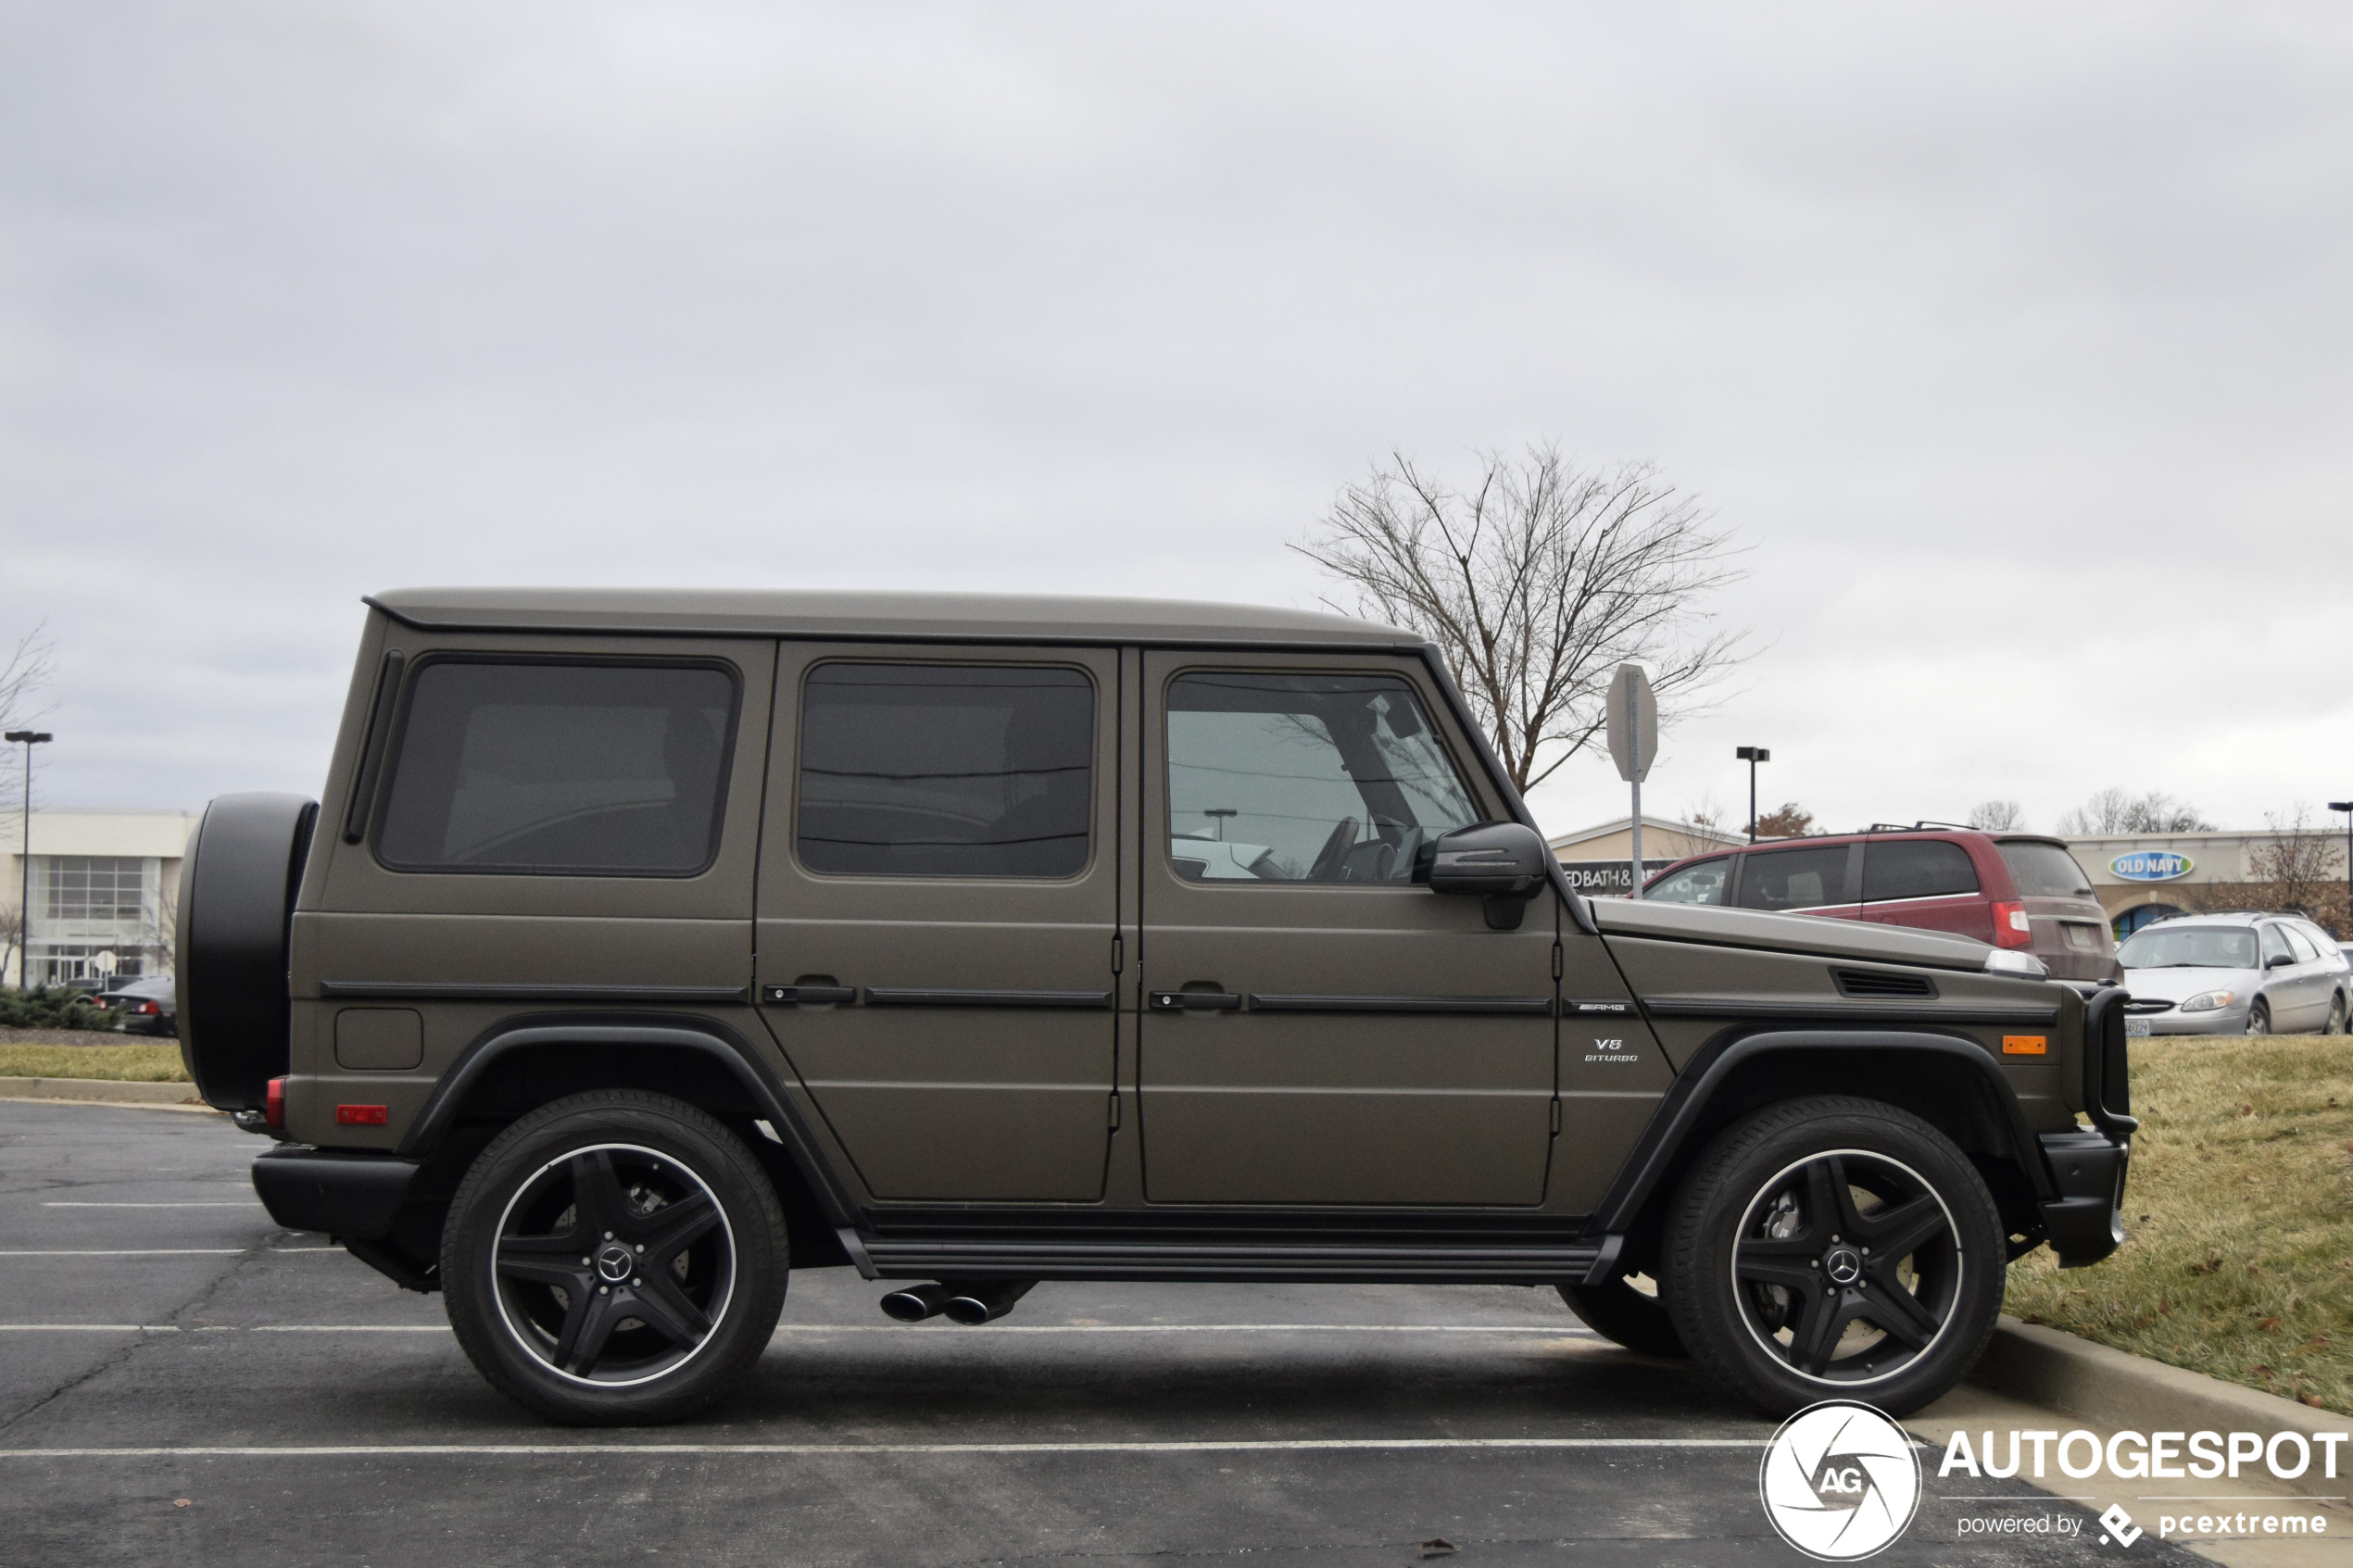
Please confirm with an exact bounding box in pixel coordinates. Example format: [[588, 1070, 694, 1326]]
[[367, 588, 1417, 648]]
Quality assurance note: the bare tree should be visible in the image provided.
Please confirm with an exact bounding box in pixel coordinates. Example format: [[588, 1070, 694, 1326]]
[[1293, 446, 1744, 792], [1967, 799, 2026, 832], [2055, 787, 2213, 835], [0, 904, 21, 990], [0, 625, 55, 821], [2246, 806, 2347, 931]]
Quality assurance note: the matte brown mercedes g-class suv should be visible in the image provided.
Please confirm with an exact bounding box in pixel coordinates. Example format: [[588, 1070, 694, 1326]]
[[176, 590, 2133, 1425]]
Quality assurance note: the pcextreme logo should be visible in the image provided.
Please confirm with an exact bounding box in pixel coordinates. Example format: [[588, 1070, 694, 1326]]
[[1758, 1401, 1923, 1561]]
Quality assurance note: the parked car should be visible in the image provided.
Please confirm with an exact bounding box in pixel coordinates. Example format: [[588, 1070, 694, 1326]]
[[1642, 826, 2122, 983], [171, 589, 2131, 1425], [95, 975, 176, 1036], [2118, 911, 2349, 1035]]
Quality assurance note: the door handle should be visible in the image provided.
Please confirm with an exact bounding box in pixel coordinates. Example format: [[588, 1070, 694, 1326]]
[[762, 985, 859, 1005], [1149, 990, 1241, 1011]]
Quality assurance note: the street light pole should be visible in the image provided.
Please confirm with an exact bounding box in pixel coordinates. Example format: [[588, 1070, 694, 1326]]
[[6, 730, 51, 989], [1736, 746, 1770, 844], [2329, 801, 2353, 939]]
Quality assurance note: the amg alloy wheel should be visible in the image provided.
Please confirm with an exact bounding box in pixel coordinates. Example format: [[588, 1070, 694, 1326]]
[[443, 1090, 787, 1424], [1663, 1096, 2003, 1417]]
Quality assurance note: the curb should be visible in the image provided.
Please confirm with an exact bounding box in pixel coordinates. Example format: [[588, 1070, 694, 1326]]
[[1970, 1315, 2349, 1444], [0, 1076, 214, 1110]]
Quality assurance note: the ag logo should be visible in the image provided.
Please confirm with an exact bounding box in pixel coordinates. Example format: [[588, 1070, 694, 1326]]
[[1757, 1400, 1922, 1561]]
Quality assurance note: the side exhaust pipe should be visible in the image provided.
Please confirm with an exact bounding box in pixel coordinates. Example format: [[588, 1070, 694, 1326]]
[[878, 1283, 954, 1323], [942, 1279, 1035, 1325]]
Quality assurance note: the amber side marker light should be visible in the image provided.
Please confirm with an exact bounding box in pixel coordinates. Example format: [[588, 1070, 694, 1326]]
[[2001, 1035, 2048, 1056], [335, 1104, 389, 1126]]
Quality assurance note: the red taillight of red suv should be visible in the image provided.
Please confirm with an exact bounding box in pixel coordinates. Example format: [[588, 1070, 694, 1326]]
[[265, 1076, 287, 1130], [1990, 900, 2033, 948]]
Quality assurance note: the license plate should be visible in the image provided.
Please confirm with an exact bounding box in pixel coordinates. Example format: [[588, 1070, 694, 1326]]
[[2125, 1016, 2151, 1036]]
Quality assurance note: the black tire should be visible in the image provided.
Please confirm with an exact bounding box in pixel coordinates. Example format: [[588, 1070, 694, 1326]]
[[176, 793, 319, 1110], [1661, 1096, 2003, 1418], [2327, 994, 2347, 1037], [1558, 1273, 1687, 1358], [2246, 999, 2271, 1036], [442, 1090, 788, 1425]]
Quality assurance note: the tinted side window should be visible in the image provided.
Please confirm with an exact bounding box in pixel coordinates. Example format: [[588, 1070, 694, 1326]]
[[1996, 841, 2095, 897], [1647, 858, 1731, 905], [1164, 671, 1477, 884], [1734, 844, 1855, 910], [376, 660, 737, 875], [797, 663, 1093, 879], [1863, 839, 1980, 902]]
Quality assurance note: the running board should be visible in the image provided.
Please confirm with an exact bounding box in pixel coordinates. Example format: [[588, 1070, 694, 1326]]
[[852, 1236, 1614, 1286]]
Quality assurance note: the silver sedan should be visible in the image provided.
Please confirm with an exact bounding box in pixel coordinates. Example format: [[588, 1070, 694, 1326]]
[[2120, 913, 2349, 1035]]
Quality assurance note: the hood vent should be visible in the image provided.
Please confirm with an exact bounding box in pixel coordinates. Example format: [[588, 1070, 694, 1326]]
[[1832, 969, 1938, 999]]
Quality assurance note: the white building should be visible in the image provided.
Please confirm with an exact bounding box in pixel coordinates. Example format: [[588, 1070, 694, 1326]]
[[1, 808, 199, 988]]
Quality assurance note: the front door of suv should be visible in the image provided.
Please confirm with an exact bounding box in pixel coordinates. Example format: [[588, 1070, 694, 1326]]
[[1135, 653, 1570, 1207], [754, 646, 1122, 1203]]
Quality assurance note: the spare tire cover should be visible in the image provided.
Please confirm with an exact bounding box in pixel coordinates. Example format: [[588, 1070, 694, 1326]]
[[177, 793, 319, 1110]]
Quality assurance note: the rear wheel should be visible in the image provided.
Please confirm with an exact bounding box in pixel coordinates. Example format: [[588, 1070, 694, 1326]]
[[1662, 1096, 2003, 1417], [442, 1090, 788, 1424], [2323, 995, 2344, 1036], [1558, 1271, 1686, 1358], [2246, 999, 2271, 1035]]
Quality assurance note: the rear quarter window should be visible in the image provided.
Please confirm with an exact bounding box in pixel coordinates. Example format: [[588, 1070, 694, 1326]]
[[1862, 839, 1979, 902], [374, 659, 739, 875], [1996, 841, 2095, 897]]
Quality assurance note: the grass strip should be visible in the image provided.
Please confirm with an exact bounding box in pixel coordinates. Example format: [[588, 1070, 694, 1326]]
[[2006, 1034, 2353, 1417], [0, 1044, 192, 1083]]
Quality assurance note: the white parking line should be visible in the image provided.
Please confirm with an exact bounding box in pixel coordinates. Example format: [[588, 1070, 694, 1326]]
[[0, 1437, 1763, 1459], [0, 1322, 1590, 1336], [0, 1248, 339, 1256], [42, 1201, 264, 1208]]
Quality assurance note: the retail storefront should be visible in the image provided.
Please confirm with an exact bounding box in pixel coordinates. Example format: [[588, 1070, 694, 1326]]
[[2, 809, 199, 987]]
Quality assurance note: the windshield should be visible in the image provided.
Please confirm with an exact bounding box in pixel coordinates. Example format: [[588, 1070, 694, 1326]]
[[1997, 841, 2094, 898], [2117, 926, 2258, 971]]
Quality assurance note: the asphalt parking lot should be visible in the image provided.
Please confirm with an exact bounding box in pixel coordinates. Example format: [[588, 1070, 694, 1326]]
[[0, 1102, 2199, 1567]]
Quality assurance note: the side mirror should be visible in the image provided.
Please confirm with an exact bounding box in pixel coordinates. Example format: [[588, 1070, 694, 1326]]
[[1425, 822, 1550, 930], [2267, 952, 2295, 969]]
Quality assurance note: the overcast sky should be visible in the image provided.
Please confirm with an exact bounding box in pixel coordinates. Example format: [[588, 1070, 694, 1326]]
[[4, 2, 2348, 840]]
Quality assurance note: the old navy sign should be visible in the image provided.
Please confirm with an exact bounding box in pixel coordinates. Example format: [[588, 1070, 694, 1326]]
[[2110, 850, 2193, 882]]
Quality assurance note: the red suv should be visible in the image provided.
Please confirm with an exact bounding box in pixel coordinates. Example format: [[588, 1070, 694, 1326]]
[[1641, 826, 2122, 983]]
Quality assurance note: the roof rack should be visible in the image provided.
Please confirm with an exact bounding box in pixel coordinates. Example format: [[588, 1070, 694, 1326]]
[[1862, 822, 1977, 834]]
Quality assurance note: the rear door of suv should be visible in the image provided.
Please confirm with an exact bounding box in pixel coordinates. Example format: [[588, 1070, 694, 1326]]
[[1859, 834, 1986, 942], [753, 644, 1123, 1203], [1729, 839, 1861, 921]]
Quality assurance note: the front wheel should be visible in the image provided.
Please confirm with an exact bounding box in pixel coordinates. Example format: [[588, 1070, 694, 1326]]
[[2246, 999, 2271, 1036], [442, 1090, 788, 1424], [1662, 1096, 2004, 1417]]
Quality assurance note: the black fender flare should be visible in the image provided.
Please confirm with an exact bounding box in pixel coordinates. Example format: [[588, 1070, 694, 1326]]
[[1586, 1028, 2057, 1238], [396, 1016, 859, 1230]]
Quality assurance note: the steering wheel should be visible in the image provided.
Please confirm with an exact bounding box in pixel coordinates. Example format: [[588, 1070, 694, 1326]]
[[1307, 817, 1360, 881]]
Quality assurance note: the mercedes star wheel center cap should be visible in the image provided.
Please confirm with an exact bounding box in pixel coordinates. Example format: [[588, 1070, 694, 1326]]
[[597, 1243, 635, 1284], [1823, 1246, 1863, 1286]]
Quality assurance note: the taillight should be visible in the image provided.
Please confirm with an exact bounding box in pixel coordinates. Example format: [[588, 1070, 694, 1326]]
[[265, 1076, 286, 1130], [1991, 900, 2033, 949], [135, 1000, 157, 1014]]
